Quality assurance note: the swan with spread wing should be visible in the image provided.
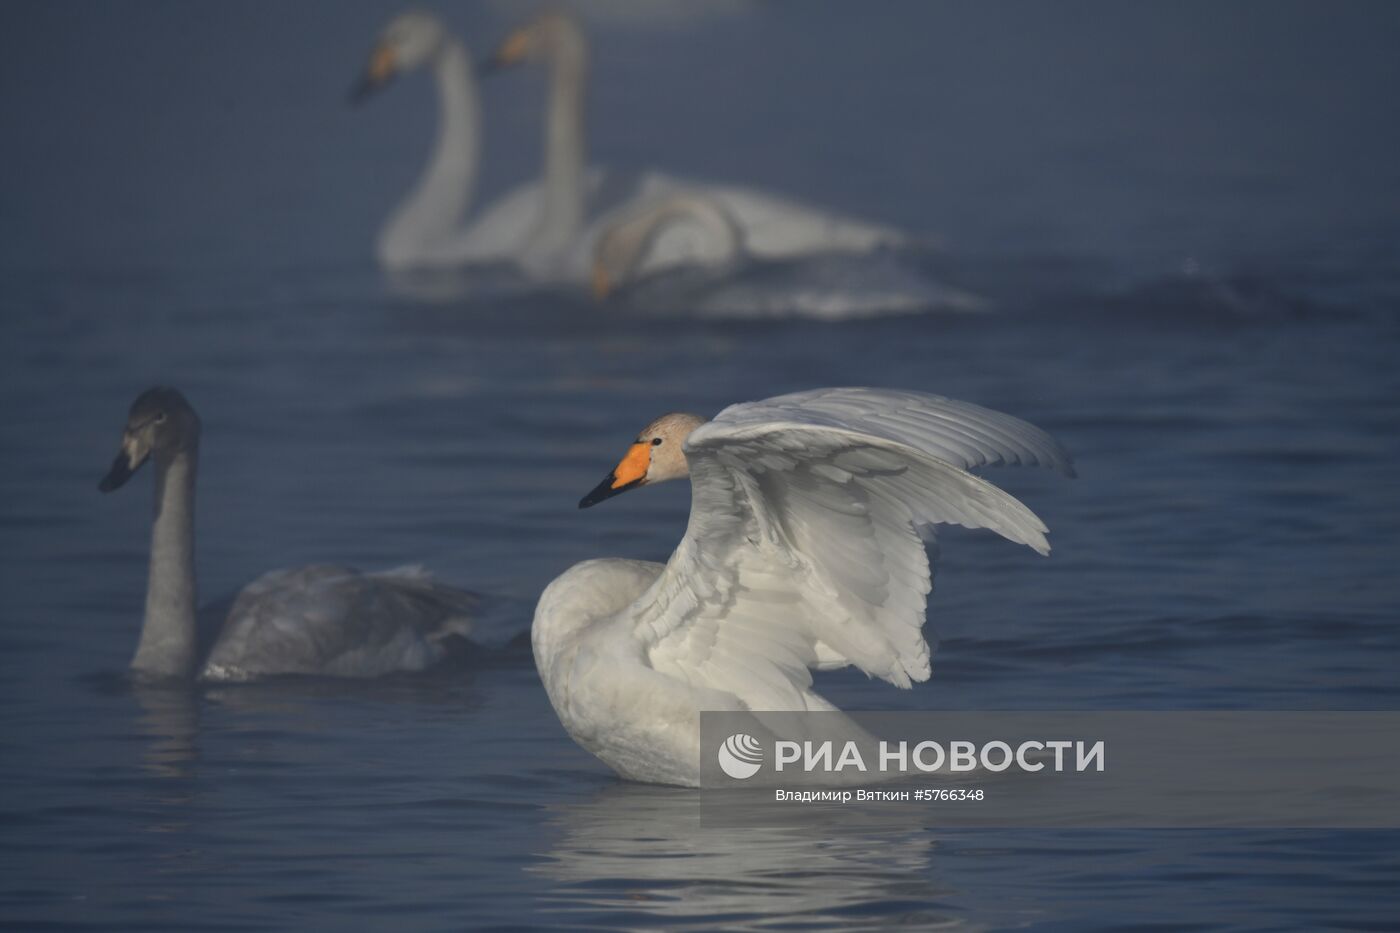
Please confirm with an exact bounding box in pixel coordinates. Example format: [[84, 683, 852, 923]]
[[534, 388, 1073, 786]]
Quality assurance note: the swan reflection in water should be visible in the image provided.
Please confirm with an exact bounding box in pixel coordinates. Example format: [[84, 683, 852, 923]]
[[131, 681, 200, 782], [533, 783, 977, 930]]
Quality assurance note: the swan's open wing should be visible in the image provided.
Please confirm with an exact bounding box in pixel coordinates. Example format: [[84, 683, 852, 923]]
[[632, 389, 1072, 709], [709, 387, 1076, 477]]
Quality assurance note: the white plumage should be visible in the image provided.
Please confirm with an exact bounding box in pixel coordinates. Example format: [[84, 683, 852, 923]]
[[534, 388, 1073, 786], [356, 10, 906, 282]]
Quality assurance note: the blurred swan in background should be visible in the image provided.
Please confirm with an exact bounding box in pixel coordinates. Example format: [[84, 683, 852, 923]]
[[533, 388, 1073, 786], [352, 10, 549, 271], [589, 193, 744, 298], [590, 193, 989, 318], [485, 12, 909, 283], [99, 387, 478, 682]]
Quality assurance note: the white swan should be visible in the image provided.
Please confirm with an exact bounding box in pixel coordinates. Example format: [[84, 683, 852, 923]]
[[352, 10, 548, 271], [589, 192, 989, 318], [533, 388, 1073, 786], [99, 386, 478, 682], [590, 193, 744, 298], [484, 12, 908, 283]]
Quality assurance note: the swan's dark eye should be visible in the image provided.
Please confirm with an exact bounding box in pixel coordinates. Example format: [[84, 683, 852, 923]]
[[153, 412, 167, 424], [652, 438, 663, 446]]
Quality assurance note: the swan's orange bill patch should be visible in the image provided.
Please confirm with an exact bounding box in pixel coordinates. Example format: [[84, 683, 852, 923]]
[[611, 443, 651, 489], [591, 265, 611, 301], [369, 45, 397, 81], [496, 31, 530, 66]]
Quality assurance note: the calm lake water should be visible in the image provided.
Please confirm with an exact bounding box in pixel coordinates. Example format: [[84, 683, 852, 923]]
[[3, 2, 1399, 930]]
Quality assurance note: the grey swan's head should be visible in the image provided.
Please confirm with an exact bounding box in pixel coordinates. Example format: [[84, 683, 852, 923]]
[[98, 386, 201, 493]]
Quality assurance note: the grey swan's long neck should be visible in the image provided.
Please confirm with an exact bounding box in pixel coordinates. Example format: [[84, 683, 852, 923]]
[[131, 446, 199, 679], [529, 32, 589, 260], [377, 37, 481, 269]]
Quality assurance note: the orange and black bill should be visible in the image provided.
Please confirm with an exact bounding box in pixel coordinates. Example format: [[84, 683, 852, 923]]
[[481, 29, 529, 76], [350, 44, 397, 105], [579, 443, 650, 509]]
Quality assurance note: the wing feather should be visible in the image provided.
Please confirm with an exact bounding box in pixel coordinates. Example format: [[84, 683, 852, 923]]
[[628, 389, 1070, 707], [710, 387, 1075, 476]]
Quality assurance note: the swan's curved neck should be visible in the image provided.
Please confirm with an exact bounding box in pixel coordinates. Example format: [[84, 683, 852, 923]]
[[531, 34, 588, 256], [132, 447, 198, 679], [617, 196, 743, 283], [378, 37, 480, 268]]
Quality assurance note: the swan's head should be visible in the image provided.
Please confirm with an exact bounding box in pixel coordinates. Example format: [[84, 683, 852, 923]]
[[579, 413, 708, 508], [351, 9, 448, 103], [98, 387, 201, 493], [483, 11, 587, 74], [591, 223, 633, 300]]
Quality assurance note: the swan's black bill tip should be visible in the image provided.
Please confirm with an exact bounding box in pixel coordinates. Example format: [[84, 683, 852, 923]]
[[348, 73, 389, 107], [579, 473, 637, 509], [578, 484, 608, 509], [98, 453, 134, 493], [98, 451, 139, 493]]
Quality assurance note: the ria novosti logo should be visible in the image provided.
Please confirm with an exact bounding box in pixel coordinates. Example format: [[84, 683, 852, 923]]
[[717, 733, 764, 779], [714, 732, 1106, 780]]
